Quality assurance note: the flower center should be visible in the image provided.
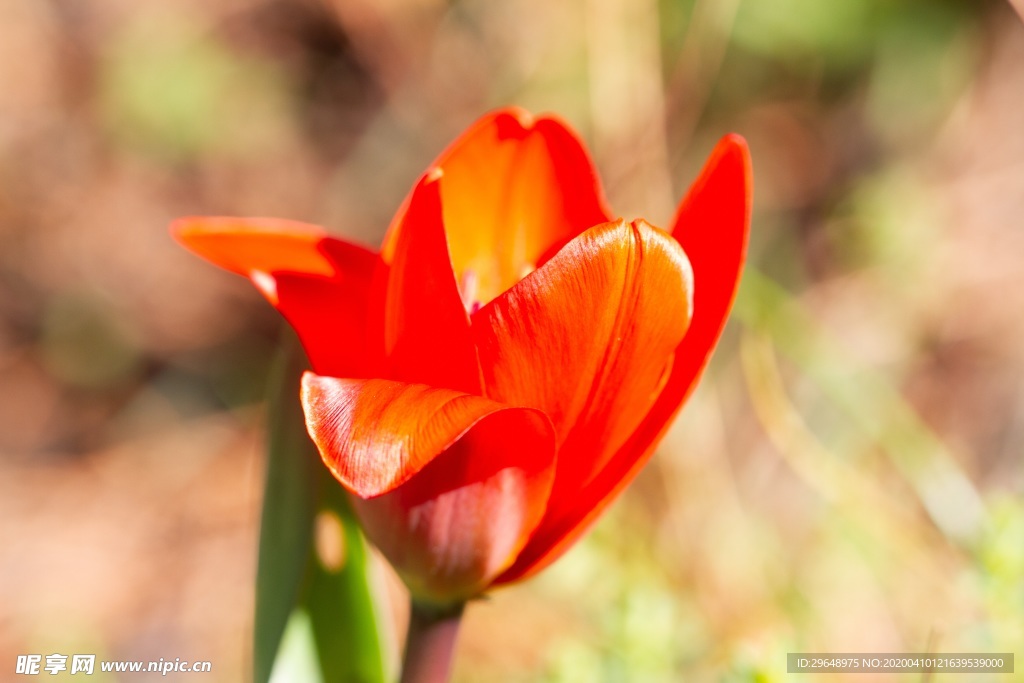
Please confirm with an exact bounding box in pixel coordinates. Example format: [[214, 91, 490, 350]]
[[459, 270, 481, 315], [459, 263, 536, 316]]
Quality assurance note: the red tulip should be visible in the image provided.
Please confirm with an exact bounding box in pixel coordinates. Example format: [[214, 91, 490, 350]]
[[172, 108, 751, 606]]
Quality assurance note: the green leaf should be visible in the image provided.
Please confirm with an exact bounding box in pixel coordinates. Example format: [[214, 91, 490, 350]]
[[303, 483, 391, 683], [254, 334, 322, 683], [268, 610, 325, 683], [254, 331, 390, 683]]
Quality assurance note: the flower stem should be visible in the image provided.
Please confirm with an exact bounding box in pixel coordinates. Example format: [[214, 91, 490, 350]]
[[400, 601, 465, 683]]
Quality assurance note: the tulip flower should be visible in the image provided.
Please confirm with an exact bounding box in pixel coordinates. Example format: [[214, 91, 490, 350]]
[[173, 107, 750, 681]]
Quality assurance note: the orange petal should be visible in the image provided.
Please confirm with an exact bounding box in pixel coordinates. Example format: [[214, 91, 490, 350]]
[[668, 134, 752, 397], [379, 173, 481, 393], [385, 108, 613, 306], [496, 135, 752, 584], [301, 373, 556, 602], [473, 218, 692, 528], [171, 217, 378, 377], [171, 217, 336, 277]]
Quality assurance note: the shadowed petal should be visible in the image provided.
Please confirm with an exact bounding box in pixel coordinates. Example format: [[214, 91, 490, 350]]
[[171, 217, 379, 377], [473, 218, 692, 547], [380, 173, 481, 393], [496, 135, 752, 584], [301, 373, 556, 602]]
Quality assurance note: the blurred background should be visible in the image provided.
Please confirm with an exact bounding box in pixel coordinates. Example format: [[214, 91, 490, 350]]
[[1, 0, 1022, 680]]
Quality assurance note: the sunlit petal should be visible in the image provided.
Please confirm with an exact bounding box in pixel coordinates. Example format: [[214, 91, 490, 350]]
[[496, 135, 751, 583], [473, 219, 692, 566]]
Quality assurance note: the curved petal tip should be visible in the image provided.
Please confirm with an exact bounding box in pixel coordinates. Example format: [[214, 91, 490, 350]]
[[169, 216, 336, 278]]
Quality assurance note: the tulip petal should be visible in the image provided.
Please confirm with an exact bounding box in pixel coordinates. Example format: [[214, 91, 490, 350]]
[[496, 135, 752, 584], [386, 108, 612, 305], [668, 133, 752, 397], [171, 217, 337, 277], [473, 218, 692, 524], [171, 217, 378, 377], [380, 173, 482, 393], [301, 373, 556, 602]]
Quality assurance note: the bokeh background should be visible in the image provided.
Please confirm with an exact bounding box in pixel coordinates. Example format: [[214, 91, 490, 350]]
[[1, 0, 1023, 681]]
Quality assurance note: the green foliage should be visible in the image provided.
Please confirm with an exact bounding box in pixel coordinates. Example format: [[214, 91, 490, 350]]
[[304, 485, 391, 683], [254, 334, 320, 683], [255, 333, 388, 683]]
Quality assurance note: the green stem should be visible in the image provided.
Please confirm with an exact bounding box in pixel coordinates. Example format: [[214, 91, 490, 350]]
[[399, 601, 465, 683]]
